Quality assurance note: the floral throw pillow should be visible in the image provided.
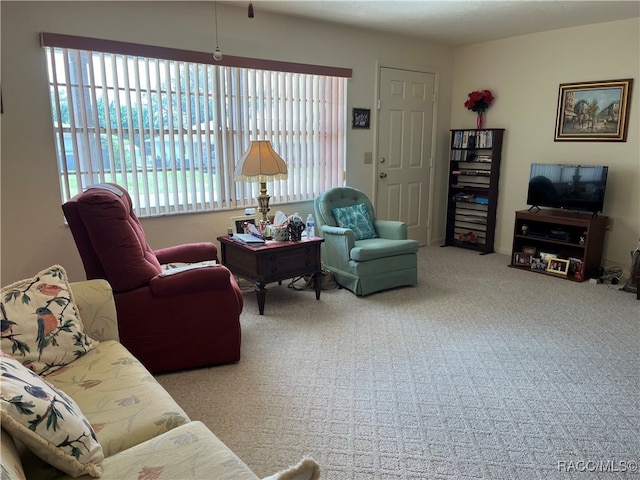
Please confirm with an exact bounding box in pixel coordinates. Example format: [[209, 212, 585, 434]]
[[1, 265, 98, 376], [332, 203, 378, 240], [0, 351, 104, 477]]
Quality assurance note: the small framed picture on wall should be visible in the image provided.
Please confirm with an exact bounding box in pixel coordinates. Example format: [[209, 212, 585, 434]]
[[352, 108, 370, 129]]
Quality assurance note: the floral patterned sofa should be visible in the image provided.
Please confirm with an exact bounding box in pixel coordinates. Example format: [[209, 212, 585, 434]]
[[1, 272, 319, 480]]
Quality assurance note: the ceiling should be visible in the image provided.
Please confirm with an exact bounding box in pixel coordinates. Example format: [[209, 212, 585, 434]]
[[239, 1, 640, 46]]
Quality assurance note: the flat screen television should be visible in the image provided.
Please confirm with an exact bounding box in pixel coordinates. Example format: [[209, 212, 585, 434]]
[[526, 163, 608, 213]]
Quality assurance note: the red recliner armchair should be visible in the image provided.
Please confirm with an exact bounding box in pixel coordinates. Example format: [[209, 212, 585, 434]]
[[62, 183, 243, 373]]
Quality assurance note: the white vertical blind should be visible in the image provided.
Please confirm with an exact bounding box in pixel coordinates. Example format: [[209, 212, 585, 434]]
[[44, 41, 347, 217]]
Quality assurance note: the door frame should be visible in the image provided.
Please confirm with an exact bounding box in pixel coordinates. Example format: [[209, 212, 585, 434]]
[[373, 61, 441, 246]]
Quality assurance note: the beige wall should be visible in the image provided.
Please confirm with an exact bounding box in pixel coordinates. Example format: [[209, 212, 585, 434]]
[[450, 18, 640, 266], [1, 2, 637, 284], [0, 1, 453, 283]]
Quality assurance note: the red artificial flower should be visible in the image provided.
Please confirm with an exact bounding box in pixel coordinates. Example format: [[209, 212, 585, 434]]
[[464, 90, 494, 113]]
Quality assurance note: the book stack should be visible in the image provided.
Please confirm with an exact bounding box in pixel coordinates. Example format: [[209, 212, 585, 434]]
[[452, 130, 494, 149], [235, 233, 265, 245]]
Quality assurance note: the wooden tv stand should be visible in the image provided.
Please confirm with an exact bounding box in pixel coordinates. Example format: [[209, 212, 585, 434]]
[[510, 209, 608, 282]]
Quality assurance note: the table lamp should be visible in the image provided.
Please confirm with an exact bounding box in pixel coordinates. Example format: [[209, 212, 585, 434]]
[[234, 140, 288, 228]]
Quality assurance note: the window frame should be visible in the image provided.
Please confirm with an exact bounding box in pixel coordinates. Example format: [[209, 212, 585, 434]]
[[41, 32, 352, 217]]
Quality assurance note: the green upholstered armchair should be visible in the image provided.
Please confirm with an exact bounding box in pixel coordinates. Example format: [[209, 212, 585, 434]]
[[314, 186, 419, 296]]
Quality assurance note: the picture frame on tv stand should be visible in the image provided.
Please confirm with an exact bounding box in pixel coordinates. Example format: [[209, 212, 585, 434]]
[[513, 252, 533, 266], [547, 258, 570, 275]]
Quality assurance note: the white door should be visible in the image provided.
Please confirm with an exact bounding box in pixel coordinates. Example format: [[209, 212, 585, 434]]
[[376, 67, 436, 246]]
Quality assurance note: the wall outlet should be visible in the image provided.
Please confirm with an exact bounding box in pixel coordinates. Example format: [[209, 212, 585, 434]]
[[364, 152, 373, 164]]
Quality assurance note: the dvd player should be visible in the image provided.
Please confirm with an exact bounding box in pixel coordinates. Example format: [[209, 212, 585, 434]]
[[527, 230, 571, 242]]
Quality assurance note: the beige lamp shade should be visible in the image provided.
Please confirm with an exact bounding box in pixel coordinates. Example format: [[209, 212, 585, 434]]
[[234, 140, 288, 182], [235, 140, 288, 226]]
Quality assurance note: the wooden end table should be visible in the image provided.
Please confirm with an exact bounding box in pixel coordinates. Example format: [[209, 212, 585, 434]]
[[217, 235, 324, 315]]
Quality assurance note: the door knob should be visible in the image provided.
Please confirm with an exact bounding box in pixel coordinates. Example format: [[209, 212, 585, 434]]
[[379, 172, 387, 178], [380, 157, 386, 163]]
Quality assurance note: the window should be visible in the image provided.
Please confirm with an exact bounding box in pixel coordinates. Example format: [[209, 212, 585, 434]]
[[42, 33, 350, 217]]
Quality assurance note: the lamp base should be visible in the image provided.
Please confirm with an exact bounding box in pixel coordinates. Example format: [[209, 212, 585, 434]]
[[257, 181, 270, 225]]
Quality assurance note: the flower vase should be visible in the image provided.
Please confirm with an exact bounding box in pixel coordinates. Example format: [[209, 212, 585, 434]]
[[476, 112, 484, 130]]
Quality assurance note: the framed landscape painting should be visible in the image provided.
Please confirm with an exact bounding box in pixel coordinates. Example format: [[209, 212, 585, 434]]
[[554, 79, 632, 142]]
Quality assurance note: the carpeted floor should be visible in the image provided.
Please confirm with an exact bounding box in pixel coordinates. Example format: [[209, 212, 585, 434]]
[[156, 246, 639, 479]]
